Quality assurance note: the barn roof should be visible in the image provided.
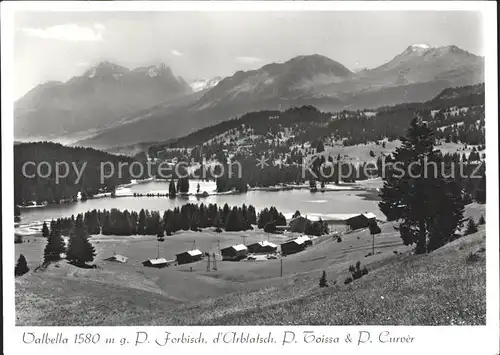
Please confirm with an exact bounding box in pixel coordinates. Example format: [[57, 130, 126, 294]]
[[221, 244, 248, 252], [105, 254, 128, 263], [232, 244, 247, 251], [346, 212, 377, 221], [281, 238, 305, 246], [186, 249, 202, 256], [247, 240, 278, 248], [145, 258, 168, 265], [259, 240, 278, 248], [295, 236, 311, 243]]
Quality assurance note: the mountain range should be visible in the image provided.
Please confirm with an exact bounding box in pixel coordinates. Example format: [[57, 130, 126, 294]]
[[14, 62, 192, 142], [14, 44, 484, 150]]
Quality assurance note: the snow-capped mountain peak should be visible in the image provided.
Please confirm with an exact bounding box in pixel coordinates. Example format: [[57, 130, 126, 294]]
[[411, 43, 431, 50], [190, 76, 222, 92]]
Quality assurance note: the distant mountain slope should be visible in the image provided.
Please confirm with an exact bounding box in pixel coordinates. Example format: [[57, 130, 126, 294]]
[[15, 62, 192, 141], [194, 54, 354, 110], [41, 45, 485, 149], [147, 83, 484, 153]]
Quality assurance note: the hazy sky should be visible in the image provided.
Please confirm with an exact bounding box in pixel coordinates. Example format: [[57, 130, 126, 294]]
[[14, 11, 483, 99]]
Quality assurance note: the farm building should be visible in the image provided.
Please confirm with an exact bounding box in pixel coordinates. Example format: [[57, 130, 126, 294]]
[[104, 254, 128, 263], [246, 240, 278, 254], [175, 249, 203, 265], [280, 238, 307, 256], [295, 235, 313, 247], [220, 244, 248, 261], [345, 213, 377, 230], [142, 258, 168, 268]]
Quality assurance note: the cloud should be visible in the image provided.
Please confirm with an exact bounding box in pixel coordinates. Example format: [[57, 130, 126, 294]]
[[76, 62, 90, 68], [93, 23, 105, 31], [22, 23, 105, 42], [236, 56, 263, 64], [171, 49, 184, 56]]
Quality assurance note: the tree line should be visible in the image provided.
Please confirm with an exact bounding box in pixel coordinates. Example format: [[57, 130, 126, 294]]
[[14, 142, 135, 205], [43, 203, 292, 239]]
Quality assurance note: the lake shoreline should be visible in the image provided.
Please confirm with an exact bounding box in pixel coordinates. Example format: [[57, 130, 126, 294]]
[[19, 178, 371, 208]]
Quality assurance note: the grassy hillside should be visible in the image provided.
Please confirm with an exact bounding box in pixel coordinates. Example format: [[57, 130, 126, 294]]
[[15, 204, 486, 326], [191, 229, 486, 326]]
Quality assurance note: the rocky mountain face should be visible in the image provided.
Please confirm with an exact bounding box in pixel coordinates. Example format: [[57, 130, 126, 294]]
[[14, 62, 192, 141], [16, 44, 484, 150]]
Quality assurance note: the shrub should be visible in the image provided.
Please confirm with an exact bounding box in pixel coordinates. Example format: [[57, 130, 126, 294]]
[[465, 218, 478, 236], [347, 261, 368, 282], [344, 277, 353, 285], [466, 251, 481, 264], [337, 237, 342, 243]]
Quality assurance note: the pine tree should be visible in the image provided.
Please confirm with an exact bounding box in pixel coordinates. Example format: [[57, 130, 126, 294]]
[[15, 254, 29, 276], [315, 140, 325, 153], [379, 117, 465, 254], [169, 179, 177, 197], [43, 227, 66, 264], [66, 216, 96, 267], [476, 171, 486, 203], [246, 205, 257, 225], [319, 270, 328, 287], [465, 218, 478, 235], [225, 207, 240, 231], [101, 213, 112, 235], [138, 209, 146, 235], [42, 221, 50, 238], [478, 215, 486, 225]]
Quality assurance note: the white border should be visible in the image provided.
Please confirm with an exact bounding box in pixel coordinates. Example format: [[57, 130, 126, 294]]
[[2, 2, 498, 355]]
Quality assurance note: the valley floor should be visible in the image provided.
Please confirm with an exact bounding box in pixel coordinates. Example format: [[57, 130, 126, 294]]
[[15, 204, 486, 326]]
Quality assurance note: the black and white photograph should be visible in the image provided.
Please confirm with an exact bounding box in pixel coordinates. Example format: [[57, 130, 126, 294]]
[[2, 1, 498, 354]]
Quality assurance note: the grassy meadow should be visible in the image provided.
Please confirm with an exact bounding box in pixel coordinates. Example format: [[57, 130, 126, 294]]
[[15, 203, 486, 326]]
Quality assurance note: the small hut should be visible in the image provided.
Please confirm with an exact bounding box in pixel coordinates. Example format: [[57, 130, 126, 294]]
[[345, 213, 377, 230], [280, 238, 306, 256], [246, 240, 278, 254], [175, 249, 203, 265], [220, 244, 248, 261], [142, 258, 168, 268], [104, 254, 128, 263]]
